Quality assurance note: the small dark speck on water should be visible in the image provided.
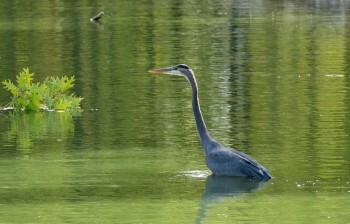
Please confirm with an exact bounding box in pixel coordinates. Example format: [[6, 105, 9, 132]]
[[90, 11, 104, 22]]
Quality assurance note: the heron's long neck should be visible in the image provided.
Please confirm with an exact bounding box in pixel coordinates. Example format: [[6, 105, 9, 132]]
[[187, 74, 213, 148]]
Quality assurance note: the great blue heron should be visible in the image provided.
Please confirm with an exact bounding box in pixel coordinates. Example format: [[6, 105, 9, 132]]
[[149, 64, 271, 180]]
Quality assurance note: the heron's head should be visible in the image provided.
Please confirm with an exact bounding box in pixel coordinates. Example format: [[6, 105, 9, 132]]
[[148, 64, 193, 79]]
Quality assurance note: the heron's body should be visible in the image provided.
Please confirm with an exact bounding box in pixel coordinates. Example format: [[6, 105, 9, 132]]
[[149, 64, 271, 180], [205, 141, 271, 179]]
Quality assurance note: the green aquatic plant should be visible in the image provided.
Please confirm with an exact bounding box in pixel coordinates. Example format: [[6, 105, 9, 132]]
[[2, 68, 83, 111], [43, 76, 82, 110]]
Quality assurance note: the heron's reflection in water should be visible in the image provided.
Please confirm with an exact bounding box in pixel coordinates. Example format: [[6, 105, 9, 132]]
[[195, 175, 268, 223]]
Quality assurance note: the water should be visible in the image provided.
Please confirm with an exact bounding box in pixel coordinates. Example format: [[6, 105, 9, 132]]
[[0, 1, 349, 223]]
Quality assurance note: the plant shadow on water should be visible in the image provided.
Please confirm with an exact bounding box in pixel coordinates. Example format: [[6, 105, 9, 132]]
[[2, 111, 78, 152], [194, 174, 268, 223]]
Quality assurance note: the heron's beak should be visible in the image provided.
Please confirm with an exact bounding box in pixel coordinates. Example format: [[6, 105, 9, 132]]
[[148, 68, 170, 74], [148, 66, 182, 76]]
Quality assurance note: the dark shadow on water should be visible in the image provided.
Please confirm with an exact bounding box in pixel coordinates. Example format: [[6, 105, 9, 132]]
[[195, 175, 268, 223]]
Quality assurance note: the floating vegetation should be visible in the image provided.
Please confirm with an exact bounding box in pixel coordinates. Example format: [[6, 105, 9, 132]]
[[1, 68, 83, 112], [90, 11, 104, 22]]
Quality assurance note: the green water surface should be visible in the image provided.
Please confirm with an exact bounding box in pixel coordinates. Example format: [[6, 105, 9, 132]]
[[0, 1, 349, 223]]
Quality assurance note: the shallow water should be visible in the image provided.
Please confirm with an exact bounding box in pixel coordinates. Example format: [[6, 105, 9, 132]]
[[0, 1, 349, 223]]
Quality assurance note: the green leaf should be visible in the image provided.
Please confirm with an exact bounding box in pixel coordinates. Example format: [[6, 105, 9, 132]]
[[2, 80, 19, 96], [2, 68, 82, 112]]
